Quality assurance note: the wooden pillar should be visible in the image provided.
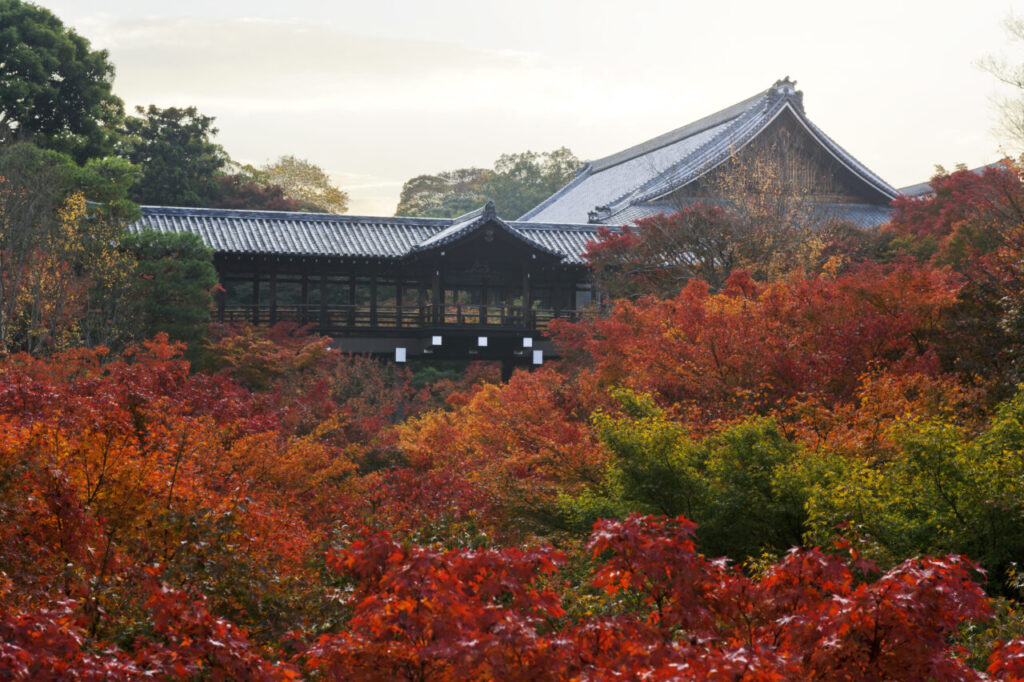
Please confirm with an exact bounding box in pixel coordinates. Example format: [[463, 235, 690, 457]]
[[251, 272, 260, 325], [432, 268, 441, 325], [300, 275, 308, 325], [481, 280, 488, 326], [395, 280, 403, 329], [347, 275, 356, 327], [504, 280, 513, 325], [553, 273, 562, 320], [369, 273, 378, 328], [418, 281, 427, 326], [522, 263, 532, 329], [319, 272, 328, 330], [269, 271, 278, 326]]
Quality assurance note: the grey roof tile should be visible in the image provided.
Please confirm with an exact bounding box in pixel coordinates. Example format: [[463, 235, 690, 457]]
[[129, 205, 602, 265], [520, 79, 899, 225]]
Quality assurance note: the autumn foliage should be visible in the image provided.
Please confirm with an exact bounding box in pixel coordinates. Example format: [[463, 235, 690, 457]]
[[9, 163, 1024, 678]]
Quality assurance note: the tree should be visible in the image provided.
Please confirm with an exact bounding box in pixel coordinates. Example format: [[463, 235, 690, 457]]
[[121, 230, 218, 353], [120, 105, 228, 206], [259, 155, 349, 213], [481, 147, 580, 220], [883, 161, 1024, 395], [0, 142, 139, 354], [980, 15, 1024, 152], [395, 167, 489, 218], [208, 173, 308, 212], [550, 264, 959, 429], [0, 0, 125, 163], [587, 134, 847, 298], [804, 385, 1024, 597], [394, 148, 579, 219]]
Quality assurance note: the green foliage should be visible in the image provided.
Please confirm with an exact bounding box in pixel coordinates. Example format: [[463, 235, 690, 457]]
[[560, 390, 807, 562], [395, 167, 489, 218], [482, 147, 580, 219], [0, 0, 125, 163], [395, 148, 579, 219], [0, 142, 139, 352], [120, 105, 228, 207], [805, 387, 1024, 596], [121, 229, 217, 353]]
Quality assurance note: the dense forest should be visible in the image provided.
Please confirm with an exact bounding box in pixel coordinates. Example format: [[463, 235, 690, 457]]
[[6, 161, 1024, 679], [7, 0, 1024, 679]]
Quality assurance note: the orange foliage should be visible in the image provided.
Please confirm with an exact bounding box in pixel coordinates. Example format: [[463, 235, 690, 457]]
[[552, 263, 960, 432]]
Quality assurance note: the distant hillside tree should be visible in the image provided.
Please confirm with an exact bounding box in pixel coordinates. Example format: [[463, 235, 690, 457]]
[[395, 147, 580, 219], [395, 168, 489, 218], [259, 155, 349, 213], [0, 0, 125, 163]]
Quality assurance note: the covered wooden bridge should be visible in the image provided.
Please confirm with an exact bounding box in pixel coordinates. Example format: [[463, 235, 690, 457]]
[[131, 201, 605, 373]]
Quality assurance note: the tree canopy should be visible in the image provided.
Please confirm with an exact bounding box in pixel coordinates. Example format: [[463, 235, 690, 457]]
[[395, 147, 579, 219], [119, 105, 228, 207], [258, 155, 349, 213], [0, 0, 125, 163]]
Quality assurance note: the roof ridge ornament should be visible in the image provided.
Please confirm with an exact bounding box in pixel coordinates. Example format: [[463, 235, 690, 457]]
[[482, 198, 496, 220], [771, 76, 804, 113]]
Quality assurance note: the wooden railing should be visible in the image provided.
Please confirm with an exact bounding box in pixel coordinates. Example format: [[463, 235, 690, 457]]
[[221, 303, 594, 331]]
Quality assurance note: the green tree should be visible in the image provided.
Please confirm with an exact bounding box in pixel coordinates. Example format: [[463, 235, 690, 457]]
[[120, 105, 227, 206], [804, 387, 1024, 596], [482, 147, 579, 220], [259, 155, 348, 213], [0, 0, 125, 163], [395, 167, 489, 218], [121, 230, 217, 354], [560, 390, 807, 563], [0, 142, 139, 354], [394, 148, 579, 220]]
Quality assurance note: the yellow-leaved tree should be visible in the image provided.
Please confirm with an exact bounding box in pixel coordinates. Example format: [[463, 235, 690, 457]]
[[259, 155, 349, 214]]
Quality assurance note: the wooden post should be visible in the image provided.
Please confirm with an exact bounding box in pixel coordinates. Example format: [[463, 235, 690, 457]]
[[251, 272, 260, 325], [369, 273, 377, 328], [395, 280, 403, 329], [481, 280, 488, 326], [522, 263, 532, 329], [300, 275, 308, 325], [553, 274, 562, 320], [319, 272, 328, 331], [269, 272, 278, 326], [432, 269, 441, 325], [347, 275, 356, 327], [418, 282, 427, 326]]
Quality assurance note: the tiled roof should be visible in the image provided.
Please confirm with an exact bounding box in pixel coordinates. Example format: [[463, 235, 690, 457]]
[[520, 78, 899, 225], [613, 199, 892, 229], [129, 205, 602, 265]]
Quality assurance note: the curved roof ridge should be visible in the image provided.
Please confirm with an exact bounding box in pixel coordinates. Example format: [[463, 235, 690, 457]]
[[517, 162, 594, 221], [138, 205, 454, 226], [617, 92, 794, 211], [595, 89, 789, 218], [588, 88, 772, 173], [410, 201, 564, 258]]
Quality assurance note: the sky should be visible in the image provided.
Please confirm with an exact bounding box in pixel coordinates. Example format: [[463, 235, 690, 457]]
[[40, 0, 1024, 215]]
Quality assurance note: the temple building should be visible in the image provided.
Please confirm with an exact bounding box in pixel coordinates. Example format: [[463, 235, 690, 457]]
[[131, 200, 602, 374], [520, 78, 898, 228], [130, 78, 901, 371]]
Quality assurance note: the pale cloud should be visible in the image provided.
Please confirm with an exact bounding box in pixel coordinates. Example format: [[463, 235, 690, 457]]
[[48, 1, 1024, 215]]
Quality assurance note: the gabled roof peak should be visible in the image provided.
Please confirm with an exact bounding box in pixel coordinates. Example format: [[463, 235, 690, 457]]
[[769, 77, 804, 113]]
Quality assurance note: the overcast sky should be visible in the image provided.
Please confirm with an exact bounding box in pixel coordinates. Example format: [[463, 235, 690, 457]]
[[40, 0, 1024, 215]]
